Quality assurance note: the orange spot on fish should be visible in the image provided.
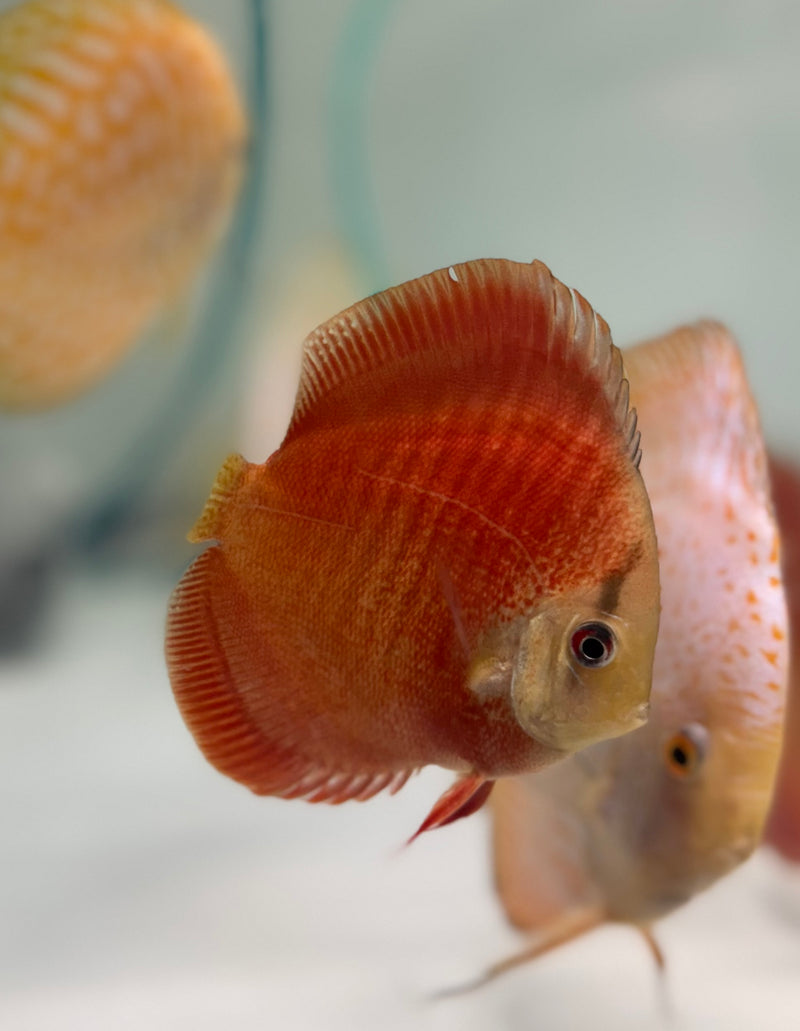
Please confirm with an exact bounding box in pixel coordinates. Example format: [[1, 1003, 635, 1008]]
[[768, 681, 781, 692], [729, 618, 741, 632], [746, 590, 758, 605], [769, 576, 781, 588], [772, 626, 785, 641], [761, 650, 780, 668], [770, 534, 780, 564], [736, 643, 751, 658], [749, 612, 762, 623], [747, 530, 757, 542], [724, 503, 736, 523]]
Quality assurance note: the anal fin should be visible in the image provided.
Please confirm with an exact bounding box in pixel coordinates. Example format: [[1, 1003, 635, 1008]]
[[279, 766, 414, 805]]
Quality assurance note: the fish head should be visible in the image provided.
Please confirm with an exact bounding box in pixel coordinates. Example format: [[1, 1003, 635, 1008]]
[[510, 538, 660, 754]]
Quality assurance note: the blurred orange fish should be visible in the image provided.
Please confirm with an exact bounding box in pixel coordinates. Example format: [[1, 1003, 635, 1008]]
[[166, 258, 661, 837], [0, 0, 246, 410], [479, 322, 787, 985], [764, 456, 800, 861]]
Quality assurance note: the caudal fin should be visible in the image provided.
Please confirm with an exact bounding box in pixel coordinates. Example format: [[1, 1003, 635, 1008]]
[[166, 547, 414, 805]]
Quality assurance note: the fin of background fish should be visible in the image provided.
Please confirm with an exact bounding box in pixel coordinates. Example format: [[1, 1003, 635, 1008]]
[[622, 321, 771, 501], [0, 0, 246, 410], [238, 242, 365, 459], [491, 766, 604, 930], [433, 905, 606, 999], [166, 258, 660, 835], [483, 320, 786, 978]]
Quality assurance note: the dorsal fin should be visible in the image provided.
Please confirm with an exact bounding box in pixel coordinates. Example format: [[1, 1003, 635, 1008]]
[[285, 258, 640, 467], [624, 321, 769, 502]]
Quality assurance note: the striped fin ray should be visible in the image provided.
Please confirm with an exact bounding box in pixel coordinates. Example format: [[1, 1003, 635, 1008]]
[[285, 258, 640, 467]]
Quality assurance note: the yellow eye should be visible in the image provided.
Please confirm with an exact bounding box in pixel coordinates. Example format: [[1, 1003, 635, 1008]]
[[664, 724, 708, 779]]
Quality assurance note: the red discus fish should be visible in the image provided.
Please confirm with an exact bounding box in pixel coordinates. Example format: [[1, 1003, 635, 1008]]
[[474, 323, 786, 988], [165, 258, 661, 836], [764, 456, 800, 861]]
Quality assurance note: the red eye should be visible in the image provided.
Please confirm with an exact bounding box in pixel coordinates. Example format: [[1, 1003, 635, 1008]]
[[570, 622, 615, 668]]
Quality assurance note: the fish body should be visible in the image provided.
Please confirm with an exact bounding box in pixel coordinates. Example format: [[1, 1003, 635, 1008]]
[[0, 0, 246, 410], [166, 259, 660, 831], [764, 456, 800, 862], [489, 322, 787, 975]]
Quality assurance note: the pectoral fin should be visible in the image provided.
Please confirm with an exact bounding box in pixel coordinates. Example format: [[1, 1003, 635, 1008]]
[[407, 775, 494, 843]]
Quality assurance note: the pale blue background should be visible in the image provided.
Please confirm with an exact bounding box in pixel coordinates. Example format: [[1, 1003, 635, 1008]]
[[3, 2, 800, 1028]]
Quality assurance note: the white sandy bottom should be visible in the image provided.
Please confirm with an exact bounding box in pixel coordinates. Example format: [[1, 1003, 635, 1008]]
[[2, 568, 800, 1031]]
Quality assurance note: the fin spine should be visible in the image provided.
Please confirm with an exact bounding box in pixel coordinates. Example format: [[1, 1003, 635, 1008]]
[[187, 452, 248, 543]]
